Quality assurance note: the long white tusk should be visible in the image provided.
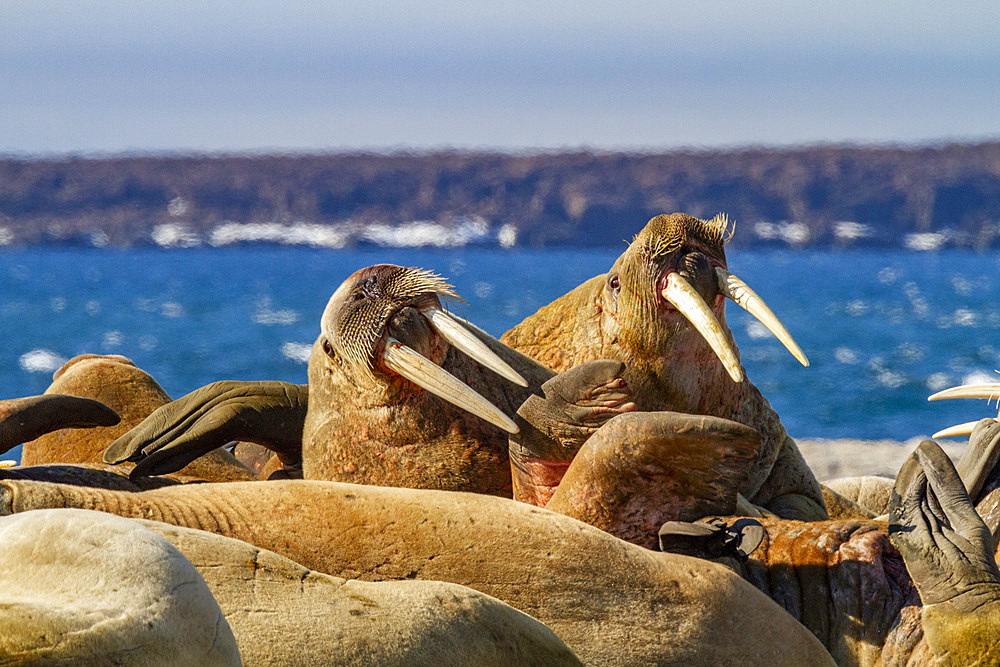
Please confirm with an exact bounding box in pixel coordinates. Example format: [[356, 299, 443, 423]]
[[0, 460, 14, 469], [932, 422, 978, 439], [715, 268, 809, 367], [662, 273, 743, 383], [382, 337, 519, 434], [423, 308, 528, 387], [928, 384, 1000, 402]]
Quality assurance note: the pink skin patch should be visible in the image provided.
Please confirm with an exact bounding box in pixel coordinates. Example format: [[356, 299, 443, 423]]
[[511, 458, 573, 507], [654, 268, 726, 317]]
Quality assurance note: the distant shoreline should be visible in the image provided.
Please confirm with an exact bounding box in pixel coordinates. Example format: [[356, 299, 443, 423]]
[[3, 142, 1000, 249]]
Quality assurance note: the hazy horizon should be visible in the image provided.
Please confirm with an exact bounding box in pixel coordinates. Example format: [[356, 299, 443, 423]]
[[4, 2, 1000, 155]]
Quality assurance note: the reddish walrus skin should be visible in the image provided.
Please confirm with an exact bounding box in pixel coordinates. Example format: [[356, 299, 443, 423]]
[[0, 477, 834, 667], [502, 213, 825, 521]]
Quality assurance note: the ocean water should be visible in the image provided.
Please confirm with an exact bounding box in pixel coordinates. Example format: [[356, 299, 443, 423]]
[[3, 246, 1000, 463]]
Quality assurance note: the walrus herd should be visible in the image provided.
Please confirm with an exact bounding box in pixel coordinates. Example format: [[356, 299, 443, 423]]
[[2, 212, 1000, 664]]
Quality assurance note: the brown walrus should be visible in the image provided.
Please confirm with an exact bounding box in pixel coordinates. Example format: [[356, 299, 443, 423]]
[[501, 212, 826, 520], [0, 477, 834, 665], [4, 354, 256, 488], [10, 438, 1000, 666], [105, 265, 568, 496]]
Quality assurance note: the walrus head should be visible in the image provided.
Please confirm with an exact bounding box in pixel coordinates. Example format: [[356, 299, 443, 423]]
[[318, 264, 526, 434], [603, 213, 808, 384]]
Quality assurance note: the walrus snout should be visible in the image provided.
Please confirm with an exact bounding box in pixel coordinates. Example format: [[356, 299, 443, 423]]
[[383, 307, 444, 366], [675, 252, 721, 309], [320, 264, 527, 434]]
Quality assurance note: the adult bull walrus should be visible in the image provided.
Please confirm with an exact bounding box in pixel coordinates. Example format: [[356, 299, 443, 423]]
[[9, 437, 1000, 666], [5, 264, 758, 550], [501, 212, 826, 520], [102, 264, 645, 498]]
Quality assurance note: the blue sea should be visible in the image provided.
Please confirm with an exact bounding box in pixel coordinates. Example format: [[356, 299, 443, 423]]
[[3, 247, 1000, 463]]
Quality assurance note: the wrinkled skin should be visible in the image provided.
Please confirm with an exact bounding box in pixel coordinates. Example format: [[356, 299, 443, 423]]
[[0, 477, 835, 666], [649, 427, 1000, 665], [4, 355, 255, 488], [501, 213, 826, 521], [107, 265, 556, 496], [889, 440, 1000, 665]]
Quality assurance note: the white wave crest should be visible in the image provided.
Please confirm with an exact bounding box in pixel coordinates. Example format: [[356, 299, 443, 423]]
[[19, 349, 67, 373], [281, 342, 312, 363]]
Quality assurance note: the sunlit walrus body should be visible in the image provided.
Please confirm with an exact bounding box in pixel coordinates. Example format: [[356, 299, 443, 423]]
[[0, 355, 256, 488], [0, 477, 834, 665], [502, 213, 825, 520], [105, 265, 564, 497]]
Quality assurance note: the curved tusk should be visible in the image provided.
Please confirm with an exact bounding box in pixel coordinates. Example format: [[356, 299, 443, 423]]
[[662, 273, 743, 383], [382, 337, 519, 434], [423, 308, 528, 387], [928, 383, 1000, 402], [716, 268, 809, 367], [932, 421, 978, 439], [0, 460, 15, 469]]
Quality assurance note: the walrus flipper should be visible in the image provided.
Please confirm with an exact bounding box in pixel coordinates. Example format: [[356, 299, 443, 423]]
[[889, 439, 1000, 663], [104, 381, 308, 479], [0, 395, 120, 455]]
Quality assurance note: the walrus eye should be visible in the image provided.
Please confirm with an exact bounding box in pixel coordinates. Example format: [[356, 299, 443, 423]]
[[608, 275, 620, 291], [321, 338, 335, 358]]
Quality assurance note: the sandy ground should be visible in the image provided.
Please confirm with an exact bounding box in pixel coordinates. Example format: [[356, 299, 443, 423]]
[[797, 436, 966, 482]]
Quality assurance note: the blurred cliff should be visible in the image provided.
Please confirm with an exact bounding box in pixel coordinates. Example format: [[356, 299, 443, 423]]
[[2, 143, 1000, 249]]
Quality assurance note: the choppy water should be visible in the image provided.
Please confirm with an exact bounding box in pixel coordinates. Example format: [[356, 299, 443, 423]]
[[3, 247, 1000, 463]]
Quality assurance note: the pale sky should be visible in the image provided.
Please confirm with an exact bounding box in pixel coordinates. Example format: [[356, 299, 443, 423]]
[[3, 1, 999, 154]]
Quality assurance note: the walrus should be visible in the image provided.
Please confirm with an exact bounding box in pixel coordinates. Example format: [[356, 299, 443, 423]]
[[10, 441, 1000, 666], [104, 265, 644, 498], [500, 212, 826, 520], [0, 478, 834, 665], [0, 508, 240, 665], [1, 508, 579, 666], [2, 354, 257, 488]]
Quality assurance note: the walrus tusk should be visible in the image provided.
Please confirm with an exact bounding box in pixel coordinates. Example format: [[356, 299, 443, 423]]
[[715, 268, 810, 367], [382, 337, 520, 434], [661, 273, 743, 383], [928, 383, 1000, 402], [932, 421, 978, 439], [0, 460, 14, 469], [928, 383, 1000, 438], [422, 308, 529, 387]]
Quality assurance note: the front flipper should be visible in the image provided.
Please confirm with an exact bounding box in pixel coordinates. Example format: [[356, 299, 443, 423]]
[[889, 439, 1000, 664], [545, 411, 763, 549], [510, 359, 636, 505], [103, 381, 308, 479], [0, 395, 120, 455]]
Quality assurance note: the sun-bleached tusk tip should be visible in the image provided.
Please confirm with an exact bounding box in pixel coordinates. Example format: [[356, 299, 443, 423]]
[[932, 422, 978, 439], [715, 267, 809, 368], [423, 308, 529, 387], [927, 383, 1000, 402]]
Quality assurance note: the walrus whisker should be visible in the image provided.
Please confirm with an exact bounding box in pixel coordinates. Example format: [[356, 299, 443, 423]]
[[932, 421, 978, 439], [422, 308, 529, 387], [715, 268, 810, 367], [660, 273, 743, 383], [381, 337, 520, 434]]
